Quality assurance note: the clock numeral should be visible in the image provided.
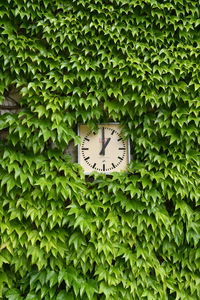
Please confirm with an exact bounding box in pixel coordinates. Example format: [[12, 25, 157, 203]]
[[84, 138, 90, 141], [93, 163, 96, 168], [112, 163, 115, 168], [118, 156, 123, 161], [111, 130, 115, 135], [119, 148, 125, 150], [85, 156, 90, 161], [103, 164, 105, 171], [82, 148, 89, 150], [117, 137, 122, 141]]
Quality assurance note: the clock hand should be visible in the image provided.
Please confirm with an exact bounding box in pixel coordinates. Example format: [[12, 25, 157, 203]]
[[100, 127, 105, 155], [99, 137, 111, 155]]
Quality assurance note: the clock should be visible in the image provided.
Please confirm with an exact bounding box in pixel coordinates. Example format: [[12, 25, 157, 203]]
[[78, 124, 130, 174]]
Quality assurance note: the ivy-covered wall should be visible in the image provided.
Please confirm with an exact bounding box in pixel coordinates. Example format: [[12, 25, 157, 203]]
[[0, 0, 200, 299]]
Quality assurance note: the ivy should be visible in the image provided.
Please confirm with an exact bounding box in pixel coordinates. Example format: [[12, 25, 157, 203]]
[[0, 0, 200, 299]]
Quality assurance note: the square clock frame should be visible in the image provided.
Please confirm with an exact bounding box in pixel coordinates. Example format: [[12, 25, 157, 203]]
[[78, 123, 130, 174]]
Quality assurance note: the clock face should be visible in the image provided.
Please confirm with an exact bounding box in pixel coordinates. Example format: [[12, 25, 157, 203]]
[[78, 124, 130, 174]]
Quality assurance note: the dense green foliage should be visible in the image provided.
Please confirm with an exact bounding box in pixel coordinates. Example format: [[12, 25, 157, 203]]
[[0, 0, 200, 299]]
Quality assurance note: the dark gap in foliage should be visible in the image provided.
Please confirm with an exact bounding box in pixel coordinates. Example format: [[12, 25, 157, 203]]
[[166, 289, 177, 299], [165, 199, 175, 216], [155, 252, 165, 264], [64, 198, 71, 208], [0, 128, 9, 141]]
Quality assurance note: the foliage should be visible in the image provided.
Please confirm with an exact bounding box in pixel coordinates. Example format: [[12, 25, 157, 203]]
[[0, 0, 200, 299]]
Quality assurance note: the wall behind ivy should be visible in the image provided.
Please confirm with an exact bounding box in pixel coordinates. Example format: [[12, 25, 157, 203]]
[[0, 0, 200, 299]]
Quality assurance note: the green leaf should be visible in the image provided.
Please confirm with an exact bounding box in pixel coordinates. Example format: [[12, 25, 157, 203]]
[[46, 271, 58, 288], [6, 289, 22, 300], [25, 293, 38, 300], [57, 292, 74, 300]]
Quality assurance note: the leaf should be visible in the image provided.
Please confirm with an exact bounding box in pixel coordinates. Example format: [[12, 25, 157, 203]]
[[46, 271, 57, 288], [5, 289, 22, 300], [25, 293, 38, 300], [56, 291, 73, 300]]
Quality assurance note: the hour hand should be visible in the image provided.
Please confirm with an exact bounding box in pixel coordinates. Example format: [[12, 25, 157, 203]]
[[99, 137, 111, 155]]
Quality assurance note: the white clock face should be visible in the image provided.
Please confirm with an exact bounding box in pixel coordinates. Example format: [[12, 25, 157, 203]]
[[78, 124, 130, 174]]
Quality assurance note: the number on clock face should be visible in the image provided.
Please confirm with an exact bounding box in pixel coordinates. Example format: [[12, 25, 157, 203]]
[[81, 127, 126, 172]]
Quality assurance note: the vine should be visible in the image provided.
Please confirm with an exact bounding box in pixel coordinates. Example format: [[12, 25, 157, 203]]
[[0, 0, 200, 299]]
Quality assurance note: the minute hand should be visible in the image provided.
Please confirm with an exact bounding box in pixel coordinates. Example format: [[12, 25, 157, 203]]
[[99, 138, 111, 155]]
